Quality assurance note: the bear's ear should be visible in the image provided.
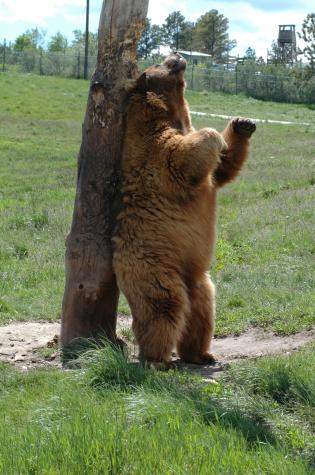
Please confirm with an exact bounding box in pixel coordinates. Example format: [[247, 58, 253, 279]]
[[137, 72, 148, 93]]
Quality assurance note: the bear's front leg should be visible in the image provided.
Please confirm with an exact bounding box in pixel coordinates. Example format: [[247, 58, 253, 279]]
[[166, 128, 227, 187], [214, 117, 256, 187]]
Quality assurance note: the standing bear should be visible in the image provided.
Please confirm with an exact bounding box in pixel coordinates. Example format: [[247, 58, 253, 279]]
[[112, 53, 256, 367]]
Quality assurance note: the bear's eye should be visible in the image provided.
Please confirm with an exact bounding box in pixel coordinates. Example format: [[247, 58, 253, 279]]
[[154, 64, 160, 68]]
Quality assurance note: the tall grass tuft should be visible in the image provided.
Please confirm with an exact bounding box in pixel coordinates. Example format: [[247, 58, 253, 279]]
[[80, 340, 149, 390], [226, 343, 315, 406], [80, 342, 278, 445]]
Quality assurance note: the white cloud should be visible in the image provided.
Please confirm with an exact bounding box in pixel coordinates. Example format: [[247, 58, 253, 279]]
[[64, 12, 99, 30], [0, 0, 85, 24], [148, 0, 189, 25]]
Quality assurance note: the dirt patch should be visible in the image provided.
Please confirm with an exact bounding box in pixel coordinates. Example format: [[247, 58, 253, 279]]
[[178, 328, 315, 380], [0, 319, 314, 378], [0, 321, 61, 370]]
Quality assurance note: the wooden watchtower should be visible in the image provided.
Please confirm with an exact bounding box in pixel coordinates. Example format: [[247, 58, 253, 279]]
[[277, 25, 297, 64]]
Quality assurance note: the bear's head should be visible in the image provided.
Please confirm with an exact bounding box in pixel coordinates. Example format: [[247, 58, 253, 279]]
[[136, 52, 186, 101], [130, 53, 189, 131]]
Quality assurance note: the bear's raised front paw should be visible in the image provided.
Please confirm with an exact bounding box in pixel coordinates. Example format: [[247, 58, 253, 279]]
[[232, 117, 256, 138]]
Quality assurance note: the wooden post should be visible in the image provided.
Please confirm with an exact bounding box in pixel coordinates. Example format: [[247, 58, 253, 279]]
[[61, 0, 149, 350]]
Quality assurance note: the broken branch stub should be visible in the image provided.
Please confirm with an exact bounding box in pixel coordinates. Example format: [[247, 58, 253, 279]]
[[61, 0, 149, 350]]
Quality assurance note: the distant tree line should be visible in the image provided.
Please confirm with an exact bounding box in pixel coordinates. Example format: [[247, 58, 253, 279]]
[[2, 10, 314, 70], [1, 27, 98, 57], [137, 10, 236, 61], [0, 9, 237, 64], [0, 11, 314, 104]]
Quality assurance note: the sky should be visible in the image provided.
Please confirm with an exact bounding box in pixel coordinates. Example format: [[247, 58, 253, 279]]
[[0, 0, 313, 59]]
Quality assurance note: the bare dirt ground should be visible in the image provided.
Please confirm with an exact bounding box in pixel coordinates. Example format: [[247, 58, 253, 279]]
[[0, 317, 314, 379]]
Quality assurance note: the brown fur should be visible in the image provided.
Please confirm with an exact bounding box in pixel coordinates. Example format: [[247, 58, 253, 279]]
[[112, 54, 256, 367]]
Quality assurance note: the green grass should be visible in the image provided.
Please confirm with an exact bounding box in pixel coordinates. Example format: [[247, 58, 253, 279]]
[[0, 343, 314, 474], [186, 89, 315, 123], [1, 71, 314, 474], [0, 72, 314, 335], [226, 345, 315, 408]]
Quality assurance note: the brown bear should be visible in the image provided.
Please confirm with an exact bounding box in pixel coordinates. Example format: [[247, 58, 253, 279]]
[[112, 53, 256, 368]]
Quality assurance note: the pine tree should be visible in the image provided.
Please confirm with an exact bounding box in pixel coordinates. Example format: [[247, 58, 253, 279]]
[[193, 10, 236, 61], [71, 30, 98, 56], [48, 32, 68, 53], [137, 19, 161, 58], [161, 11, 193, 51], [13, 28, 45, 52], [298, 13, 315, 71], [244, 47, 256, 60]]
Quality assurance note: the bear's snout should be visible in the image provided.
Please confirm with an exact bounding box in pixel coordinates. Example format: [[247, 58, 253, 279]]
[[163, 53, 187, 73]]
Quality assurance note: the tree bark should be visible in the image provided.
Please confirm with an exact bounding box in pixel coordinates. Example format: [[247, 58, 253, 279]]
[[61, 0, 149, 350]]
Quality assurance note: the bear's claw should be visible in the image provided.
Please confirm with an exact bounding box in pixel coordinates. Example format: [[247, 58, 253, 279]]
[[145, 360, 176, 371], [232, 117, 256, 138], [181, 352, 217, 365], [199, 352, 217, 365]]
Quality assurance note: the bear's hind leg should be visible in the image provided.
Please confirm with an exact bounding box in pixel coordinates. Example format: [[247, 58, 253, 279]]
[[177, 273, 215, 364], [127, 274, 189, 369]]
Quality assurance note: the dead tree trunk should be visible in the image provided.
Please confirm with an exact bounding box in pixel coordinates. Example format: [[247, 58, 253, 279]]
[[61, 0, 149, 350]]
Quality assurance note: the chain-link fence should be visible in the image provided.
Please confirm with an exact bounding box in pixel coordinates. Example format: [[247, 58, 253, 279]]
[[1, 49, 96, 79], [1, 49, 315, 104], [185, 64, 315, 104]]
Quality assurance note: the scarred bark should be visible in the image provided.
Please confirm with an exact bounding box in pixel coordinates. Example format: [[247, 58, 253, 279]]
[[61, 0, 149, 349]]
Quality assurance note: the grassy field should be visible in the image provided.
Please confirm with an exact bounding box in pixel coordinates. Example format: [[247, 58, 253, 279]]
[[0, 73, 314, 334], [0, 72, 315, 473], [0, 342, 314, 473]]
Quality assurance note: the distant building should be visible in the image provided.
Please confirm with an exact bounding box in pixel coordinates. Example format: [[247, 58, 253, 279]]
[[151, 47, 212, 65], [177, 50, 212, 64]]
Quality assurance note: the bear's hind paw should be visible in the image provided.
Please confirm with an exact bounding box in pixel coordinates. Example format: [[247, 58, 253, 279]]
[[180, 352, 217, 365], [144, 360, 176, 371], [199, 352, 217, 365]]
